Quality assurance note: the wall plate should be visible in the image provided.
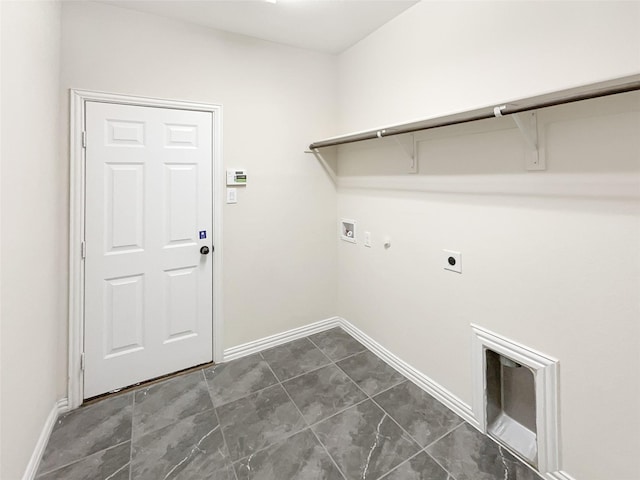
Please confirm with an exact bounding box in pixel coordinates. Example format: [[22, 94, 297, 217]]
[[443, 249, 462, 273], [364, 231, 372, 247], [226, 188, 237, 204]]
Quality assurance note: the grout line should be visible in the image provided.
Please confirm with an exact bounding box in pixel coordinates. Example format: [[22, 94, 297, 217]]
[[423, 448, 458, 480], [341, 362, 425, 452], [221, 361, 315, 468], [310, 428, 349, 480], [332, 358, 408, 399], [208, 343, 368, 433], [201, 366, 224, 403], [129, 392, 134, 480], [340, 325, 545, 478], [208, 379, 280, 411], [362, 376, 467, 480], [261, 357, 349, 480], [288, 330, 425, 458], [327, 328, 540, 479], [105, 460, 130, 480], [422, 421, 465, 451], [305, 335, 338, 364], [306, 396, 370, 430], [306, 329, 369, 365], [271, 359, 332, 384], [203, 368, 224, 413], [417, 419, 473, 480], [263, 360, 309, 428], [81, 328, 538, 480], [227, 425, 333, 472], [368, 378, 408, 398], [327, 333, 468, 480], [35, 440, 132, 477], [332, 346, 369, 364], [324, 336, 464, 480], [373, 447, 425, 480], [293, 359, 422, 480], [419, 423, 466, 480], [366, 392, 423, 450], [212, 403, 239, 480]]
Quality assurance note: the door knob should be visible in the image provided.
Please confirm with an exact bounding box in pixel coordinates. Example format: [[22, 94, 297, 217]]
[[200, 246, 210, 255]]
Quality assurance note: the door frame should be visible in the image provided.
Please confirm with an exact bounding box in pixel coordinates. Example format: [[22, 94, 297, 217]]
[[68, 89, 224, 409]]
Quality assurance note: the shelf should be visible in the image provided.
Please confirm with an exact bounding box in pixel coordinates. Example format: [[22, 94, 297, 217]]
[[308, 74, 640, 150]]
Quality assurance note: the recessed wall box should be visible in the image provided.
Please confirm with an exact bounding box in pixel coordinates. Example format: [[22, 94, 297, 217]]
[[471, 325, 560, 473], [226, 169, 247, 186], [341, 219, 356, 243]]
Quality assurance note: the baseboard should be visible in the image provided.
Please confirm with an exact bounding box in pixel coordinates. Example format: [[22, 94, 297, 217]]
[[222, 315, 477, 427], [337, 317, 479, 429], [547, 472, 577, 480], [222, 316, 576, 480], [340, 318, 576, 480], [223, 316, 341, 361], [22, 398, 69, 480]]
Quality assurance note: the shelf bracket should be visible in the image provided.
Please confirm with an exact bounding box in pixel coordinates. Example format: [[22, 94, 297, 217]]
[[494, 105, 545, 171], [305, 148, 337, 184], [390, 134, 418, 174]]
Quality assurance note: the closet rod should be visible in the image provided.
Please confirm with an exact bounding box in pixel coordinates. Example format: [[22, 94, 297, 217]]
[[309, 74, 640, 150]]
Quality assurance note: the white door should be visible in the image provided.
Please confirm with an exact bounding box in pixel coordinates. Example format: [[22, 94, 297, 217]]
[[84, 101, 213, 398]]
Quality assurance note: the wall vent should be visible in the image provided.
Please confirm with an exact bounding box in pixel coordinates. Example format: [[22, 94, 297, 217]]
[[471, 324, 560, 473]]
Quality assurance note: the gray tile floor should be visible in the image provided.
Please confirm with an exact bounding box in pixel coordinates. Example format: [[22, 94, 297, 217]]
[[37, 327, 544, 480]]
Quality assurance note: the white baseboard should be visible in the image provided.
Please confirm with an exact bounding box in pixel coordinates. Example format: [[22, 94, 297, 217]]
[[547, 472, 577, 480], [340, 318, 576, 480], [222, 315, 477, 426], [222, 315, 576, 480], [23, 398, 69, 480], [23, 318, 576, 480], [223, 316, 341, 361], [337, 317, 479, 428]]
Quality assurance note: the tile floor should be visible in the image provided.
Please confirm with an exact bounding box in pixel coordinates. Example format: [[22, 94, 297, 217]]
[[36, 327, 544, 480]]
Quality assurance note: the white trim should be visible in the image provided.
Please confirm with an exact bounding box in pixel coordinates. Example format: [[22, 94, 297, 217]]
[[22, 399, 69, 480], [223, 316, 341, 361], [343, 318, 572, 480], [25, 319, 576, 480], [68, 89, 224, 408], [68, 90, 84, 409], [338, 318, 478, 428], [221, 316, 476, 426], [471, 324, 560, 473], [547, 472, 577, 480], [216, 317, 576, 480]]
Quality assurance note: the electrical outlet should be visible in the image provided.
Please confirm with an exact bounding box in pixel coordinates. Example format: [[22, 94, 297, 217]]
[[443, 249, 462, 273]]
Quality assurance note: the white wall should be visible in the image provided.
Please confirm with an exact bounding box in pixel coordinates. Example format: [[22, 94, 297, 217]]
[[60, 0, 338, 357], [0, 2, 64, 479], [336, 2, 640, 480], [339, 1, 640, 132]]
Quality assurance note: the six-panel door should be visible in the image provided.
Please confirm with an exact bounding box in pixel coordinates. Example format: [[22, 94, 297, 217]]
[[84, 102, 213, 398]]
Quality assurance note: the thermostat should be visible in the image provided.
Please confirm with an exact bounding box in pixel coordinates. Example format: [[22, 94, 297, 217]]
[[227, 169, 247, 186]]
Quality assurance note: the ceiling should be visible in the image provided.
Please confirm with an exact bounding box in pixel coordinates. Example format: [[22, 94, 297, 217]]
[[97, 0, 419, 54]]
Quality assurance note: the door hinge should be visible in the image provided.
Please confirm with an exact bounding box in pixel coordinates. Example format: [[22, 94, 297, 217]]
[[81, 241, 86, 259], [80, 352, 85, 371], [82, 131, 87, 149]]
